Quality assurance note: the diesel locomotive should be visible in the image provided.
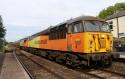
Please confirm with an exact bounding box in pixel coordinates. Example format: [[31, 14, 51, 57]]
[[18, 16, 119, 67]]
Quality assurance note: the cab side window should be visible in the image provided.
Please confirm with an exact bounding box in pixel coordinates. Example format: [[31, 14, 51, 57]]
[[68, 22, 84, 34], [68, 24, 73, 34], [73, 23, 83, 33]]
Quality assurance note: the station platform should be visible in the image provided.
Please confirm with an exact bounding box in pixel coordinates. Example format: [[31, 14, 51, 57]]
[[118, 52, 125, 58], [120, 55, 125, 58], [0, 52, 30, 79]]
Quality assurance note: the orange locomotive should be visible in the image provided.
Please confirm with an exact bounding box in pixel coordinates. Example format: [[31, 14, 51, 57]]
[[19, 16, 119, 67]]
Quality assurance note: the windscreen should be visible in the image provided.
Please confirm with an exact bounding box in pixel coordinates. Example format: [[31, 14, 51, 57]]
[[84, 21, 110, 32]]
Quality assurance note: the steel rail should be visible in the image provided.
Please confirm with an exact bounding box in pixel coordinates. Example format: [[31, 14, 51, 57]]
[[14, 51, 35, 79], [101, 69, 125, 77]]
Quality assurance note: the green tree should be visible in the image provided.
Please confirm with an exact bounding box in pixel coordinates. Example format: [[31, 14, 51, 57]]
[[115, 3, 125, 11], [98, 3, 125, 19], [0, 16, 6, 50]]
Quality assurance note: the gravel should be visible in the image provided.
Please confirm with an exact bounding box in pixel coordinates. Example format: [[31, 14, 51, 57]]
[[17, 52, 61, 79]]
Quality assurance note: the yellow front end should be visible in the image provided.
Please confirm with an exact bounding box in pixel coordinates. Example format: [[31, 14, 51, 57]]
[[83, 32, 113, 53]]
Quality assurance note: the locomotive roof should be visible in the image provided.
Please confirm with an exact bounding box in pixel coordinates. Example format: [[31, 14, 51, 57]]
[[67, 16, 105, 24], [51, 16, 104, 28], [20, 16, 105, 41], [18, 37, 29, 42], [29, 28, 50, 40], [32, 28, 50, 36]]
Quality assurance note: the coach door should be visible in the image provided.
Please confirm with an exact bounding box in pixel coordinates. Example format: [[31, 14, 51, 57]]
[[67, 24, 73, 51]]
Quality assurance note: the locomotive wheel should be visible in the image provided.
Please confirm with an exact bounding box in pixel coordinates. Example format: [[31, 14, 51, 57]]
[[48, 52, 60, 60], [65, 54, 80, 68], [101, 57, 112, 67], [47, 53, 54, 60], [88, 60, 98, 68], [56, 56, 65, 64], [40, 51, 48, 57]]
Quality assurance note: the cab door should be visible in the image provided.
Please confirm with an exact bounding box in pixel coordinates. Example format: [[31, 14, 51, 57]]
[[67, 24, 73, 51], [67, 22, 84, 52]]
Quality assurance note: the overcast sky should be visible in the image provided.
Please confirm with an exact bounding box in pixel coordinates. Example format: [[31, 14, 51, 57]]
[[0, 0, 125, 42]]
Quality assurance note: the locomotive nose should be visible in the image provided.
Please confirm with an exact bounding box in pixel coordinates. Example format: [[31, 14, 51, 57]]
[[88, 33, 112, 53]]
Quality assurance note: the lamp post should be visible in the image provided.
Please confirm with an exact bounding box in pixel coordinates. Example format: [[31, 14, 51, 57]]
[[116, 17, 119, 38]]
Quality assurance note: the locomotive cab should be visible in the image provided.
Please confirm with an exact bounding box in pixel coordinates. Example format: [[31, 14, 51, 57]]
[[83, 21, 112, 53], [67, 18, 119, 66]]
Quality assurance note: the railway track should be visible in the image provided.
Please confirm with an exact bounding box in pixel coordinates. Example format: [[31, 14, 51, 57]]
[[15, 49, 125, 79], [102, 61, 125, 77], [15, 51, 62, 79], [84, 69, 125, 79], [14, 51, 34, 79], [15, 50, 94, 79], [79, 58, 125, 79], [113, 58, 125, 63]]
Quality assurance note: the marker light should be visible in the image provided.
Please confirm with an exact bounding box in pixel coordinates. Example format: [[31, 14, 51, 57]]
[[102, 34, 105, 38]]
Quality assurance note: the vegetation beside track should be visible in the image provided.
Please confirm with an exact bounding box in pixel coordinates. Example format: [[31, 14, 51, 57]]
[[0, 16, 6, 52]]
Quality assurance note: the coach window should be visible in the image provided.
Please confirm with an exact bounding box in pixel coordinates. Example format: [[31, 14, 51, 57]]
[[49, 24, 67, 40], [24, 40, 27, 43], [49, 28, 55, 40], [62, 26, 67, 38], [56, 31, 59, 39], [51, 32, 53, 39], [58, 24, 67, 39]]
